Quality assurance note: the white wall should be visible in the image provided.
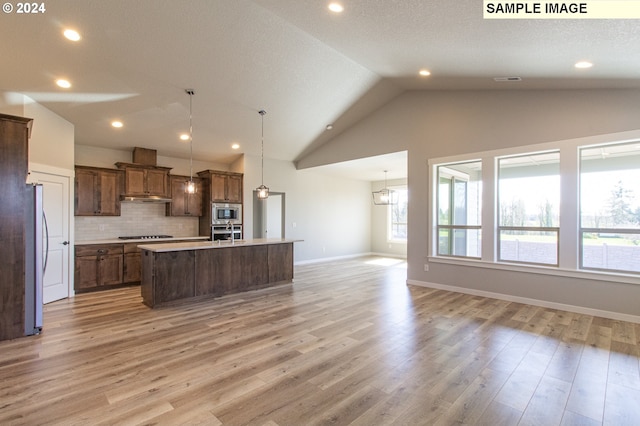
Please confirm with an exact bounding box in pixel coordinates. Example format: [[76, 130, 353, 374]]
[[242, 154, 372, 263], [297, 88, 640, 319], [0, 94, 75, 171], [24, 98, 75, 170], [0, 92, 26, 117]]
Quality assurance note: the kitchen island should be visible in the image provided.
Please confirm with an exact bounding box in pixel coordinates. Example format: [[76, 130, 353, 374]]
[[138, 238, 300, 308]]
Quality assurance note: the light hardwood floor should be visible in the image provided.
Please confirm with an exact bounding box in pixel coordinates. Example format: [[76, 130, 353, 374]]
[[1, 256, 639, 425]]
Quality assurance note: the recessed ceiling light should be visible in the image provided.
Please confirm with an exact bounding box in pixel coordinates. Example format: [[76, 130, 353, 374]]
[[63, 29, 81, 41], [111, 121, 123, 128], [56, 79, 71, 88], [575, 61, 593, 69], [326, 124, 334, 130], [419, 69, 431, 77], [179, 134, 189, 141], [231, 143, 240, 150], [328, 3, 344, 13]]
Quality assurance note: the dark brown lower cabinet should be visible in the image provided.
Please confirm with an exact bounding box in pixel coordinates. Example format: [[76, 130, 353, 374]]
[[76, 239, 207, 292], [195, 245, 269, 297], [268, 243, 293, 283], [141, 242, 294, 308], [152, 251, 195, 304], [123, 243, 142, 284], [74, 245, 124, 291]]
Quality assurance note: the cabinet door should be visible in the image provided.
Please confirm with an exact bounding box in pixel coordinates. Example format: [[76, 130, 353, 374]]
[[124, 168, 146, 195], [210, 174, 227, 202], [168, 177, 187, 215], [167, 176, 202, 216], [187, 186, 203, 216], [226, 175, 243, 203], [146, 169, 168, 196], [123, 252, 141, 283], [75, 169, 98, 215], [98, 170, 121, 215], [75, 256, 99, 290], [99, 254, 124, 286]]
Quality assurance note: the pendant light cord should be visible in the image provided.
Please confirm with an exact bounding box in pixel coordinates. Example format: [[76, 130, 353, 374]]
[[259, 110, 266, 186], [188, 91, 194, 183]]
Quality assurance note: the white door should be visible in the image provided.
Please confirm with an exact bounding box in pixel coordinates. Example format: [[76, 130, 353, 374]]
[[30, 170, 71, 303]]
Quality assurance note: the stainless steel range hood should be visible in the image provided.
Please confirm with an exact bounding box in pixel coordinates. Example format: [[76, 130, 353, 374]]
[[121, 195, 172, 203]]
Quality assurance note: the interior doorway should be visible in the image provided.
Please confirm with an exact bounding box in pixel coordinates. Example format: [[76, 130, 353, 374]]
[[253, 191, 285, 239]]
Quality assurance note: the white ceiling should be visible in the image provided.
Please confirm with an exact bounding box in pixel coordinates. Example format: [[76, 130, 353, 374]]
[[2, 1, 640, 180]]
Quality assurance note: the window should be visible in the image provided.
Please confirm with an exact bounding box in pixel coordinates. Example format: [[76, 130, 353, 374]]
[[430, 136, 640, 277], [389, 187, 408, 241], [498, 151, 560, 266], [580, 142, 640, 273], [436, 161, 482, 258]]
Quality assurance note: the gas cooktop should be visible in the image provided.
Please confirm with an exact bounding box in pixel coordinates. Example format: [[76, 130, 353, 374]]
[[118, 235, 173, 240]]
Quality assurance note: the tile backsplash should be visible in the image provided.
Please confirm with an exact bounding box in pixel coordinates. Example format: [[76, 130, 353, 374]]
[[75, 203, 200, 240]]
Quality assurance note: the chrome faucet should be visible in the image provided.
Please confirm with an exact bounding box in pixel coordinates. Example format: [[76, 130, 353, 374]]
[[226, 221, 235, 243]]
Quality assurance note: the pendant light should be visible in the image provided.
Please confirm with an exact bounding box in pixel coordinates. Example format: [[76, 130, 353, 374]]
[[185, 89, 196, 194], [372, 170, 397, 205], [255, 109, 269, 199]]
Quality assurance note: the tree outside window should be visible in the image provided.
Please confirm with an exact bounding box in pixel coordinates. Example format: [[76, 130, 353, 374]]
[[497, 151, 560, 266], [580, 143, 640, 273]]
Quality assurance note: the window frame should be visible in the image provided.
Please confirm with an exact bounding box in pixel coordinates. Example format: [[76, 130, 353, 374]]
[[496, 151, 561, 267], [436, 164, 482, 259], [427, 129, 640, 282], [578, 142, 640, 274], [387, 185, 408, 243]]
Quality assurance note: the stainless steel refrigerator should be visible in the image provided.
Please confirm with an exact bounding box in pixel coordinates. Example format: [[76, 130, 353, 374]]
[[24, 183, 46, 336]]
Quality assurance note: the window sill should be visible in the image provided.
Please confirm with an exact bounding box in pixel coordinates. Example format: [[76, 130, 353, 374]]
[[427, 256, 640, 286]]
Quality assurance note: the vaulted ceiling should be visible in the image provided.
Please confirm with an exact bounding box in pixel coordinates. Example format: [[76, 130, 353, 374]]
[[2, 0, 639, 178]]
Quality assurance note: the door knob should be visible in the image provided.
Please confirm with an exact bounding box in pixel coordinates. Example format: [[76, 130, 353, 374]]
[[61, 241, 70, 245]]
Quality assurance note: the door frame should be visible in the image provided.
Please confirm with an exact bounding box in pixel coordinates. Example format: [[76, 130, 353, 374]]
[[253, 191, 285, 239], [28, 162, 75, 299]]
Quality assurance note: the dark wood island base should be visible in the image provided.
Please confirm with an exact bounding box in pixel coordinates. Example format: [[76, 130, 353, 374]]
[[139, 239, 298, 308]]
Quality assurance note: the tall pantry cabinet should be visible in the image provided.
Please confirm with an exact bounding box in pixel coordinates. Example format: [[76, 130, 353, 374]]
[[0, 113, 33, 341]]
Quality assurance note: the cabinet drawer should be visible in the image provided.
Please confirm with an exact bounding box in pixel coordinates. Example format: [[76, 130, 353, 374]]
[[76, 244, 123, 257]]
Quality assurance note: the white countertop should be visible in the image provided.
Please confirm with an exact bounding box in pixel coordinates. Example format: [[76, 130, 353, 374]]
[[75, 236, 210, 246], [138, 238, 302, 252]]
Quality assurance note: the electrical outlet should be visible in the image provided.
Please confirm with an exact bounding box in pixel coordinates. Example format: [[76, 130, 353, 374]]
[[424, 264, 429, 272]]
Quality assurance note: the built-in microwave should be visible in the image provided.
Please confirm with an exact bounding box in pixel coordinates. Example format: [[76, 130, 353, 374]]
[[212, 203, 242, 225]]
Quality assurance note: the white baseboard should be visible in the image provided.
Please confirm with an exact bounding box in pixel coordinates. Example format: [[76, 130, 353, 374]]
[[407, 279, 640, 324], [295, 252, 374, 266], [369, 252, 407, 259]]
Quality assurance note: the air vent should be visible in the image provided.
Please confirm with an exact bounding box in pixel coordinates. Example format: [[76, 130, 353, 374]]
[[493, 77, 522, 82]]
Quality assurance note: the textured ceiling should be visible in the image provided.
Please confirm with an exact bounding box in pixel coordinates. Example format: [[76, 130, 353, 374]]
[[1, 0, 639, 179]]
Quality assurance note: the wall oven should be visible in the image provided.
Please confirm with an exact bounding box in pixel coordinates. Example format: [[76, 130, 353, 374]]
[[212, 224, 242, 241], [212, 203, 242, 225]]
